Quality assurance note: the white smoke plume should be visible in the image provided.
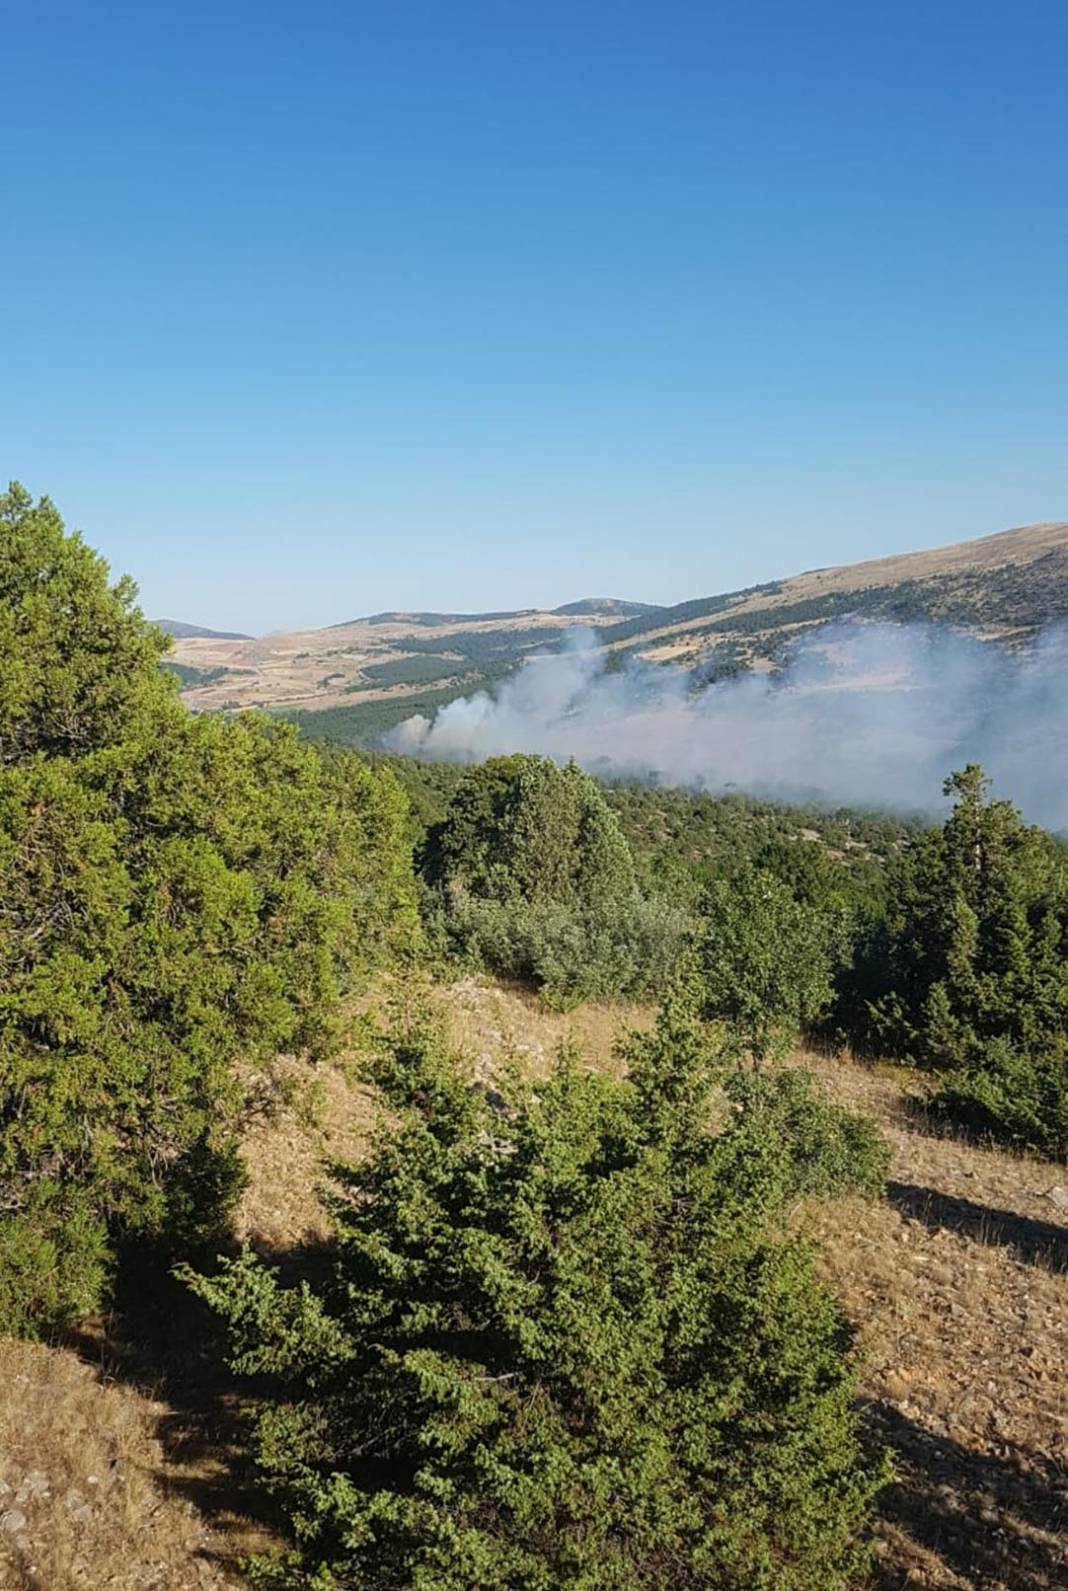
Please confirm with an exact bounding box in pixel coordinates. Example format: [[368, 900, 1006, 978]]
[[387, 623, 1068, 829]]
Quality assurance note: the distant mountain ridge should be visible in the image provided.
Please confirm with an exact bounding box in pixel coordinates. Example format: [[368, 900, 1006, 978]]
[[154, 618, 253, 641], [592, 520, 1068, 666], [326, 597, 660, 628], [553, 597, 663, 616], [163, 519, 1068, 741]]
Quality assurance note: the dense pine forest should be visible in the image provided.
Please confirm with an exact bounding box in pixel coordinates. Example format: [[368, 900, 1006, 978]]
[[3, 485, 1068, 1588]]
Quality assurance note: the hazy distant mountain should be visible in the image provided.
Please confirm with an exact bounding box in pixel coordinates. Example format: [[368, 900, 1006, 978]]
[[347, 609, 539, 628], [154, 618, 253, 641], [552, 597, 664, 616], [163, 520, 1068, 742]]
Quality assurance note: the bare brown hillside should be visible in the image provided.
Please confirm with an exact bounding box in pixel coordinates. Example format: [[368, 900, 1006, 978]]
[[166, 608, 621, 715], [165, 521, 1068, 727], [629, 520, 1068, 666], [4, 978, 1065, 1590]]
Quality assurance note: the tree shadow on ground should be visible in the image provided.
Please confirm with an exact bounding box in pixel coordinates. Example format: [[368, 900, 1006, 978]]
[[886, 1181, 1068, 1273], [66, 1236, 338, 1581], [69, 1243, 1068, 1590], [898, 1090, 1067, 1167], [863, 1400, 1068, 1590]]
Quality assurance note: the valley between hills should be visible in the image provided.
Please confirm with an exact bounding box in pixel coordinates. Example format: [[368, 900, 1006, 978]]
[[161, 520, 1068, 745]]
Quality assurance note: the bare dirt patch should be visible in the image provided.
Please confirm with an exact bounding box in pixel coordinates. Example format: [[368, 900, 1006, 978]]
[[235, 1054, 375, 1250], [434, 972, 653, 1081], [798, 1051, 1068, 1589]]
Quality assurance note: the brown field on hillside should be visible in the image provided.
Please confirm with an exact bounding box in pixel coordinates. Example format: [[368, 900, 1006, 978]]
[[166, 521, 1068, 717], [168, 608, 617, 714], [2, 977, 1065, 1590]]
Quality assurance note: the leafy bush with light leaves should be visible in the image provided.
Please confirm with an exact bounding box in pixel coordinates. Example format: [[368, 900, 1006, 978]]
[[420, 753, 689, 1002], [694, 869, 846, 1065]]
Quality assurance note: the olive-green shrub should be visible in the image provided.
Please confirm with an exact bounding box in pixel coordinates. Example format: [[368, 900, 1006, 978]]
[[420, 754, 688, 1002]]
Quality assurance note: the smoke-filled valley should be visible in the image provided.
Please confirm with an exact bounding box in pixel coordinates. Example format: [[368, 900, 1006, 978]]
[[390, 620, 1068, 829]]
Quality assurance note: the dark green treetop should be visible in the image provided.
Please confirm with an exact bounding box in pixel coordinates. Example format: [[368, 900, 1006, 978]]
[[868, 764, 1068, 1067], [0, 482, 173, 762], [421, 753, 637, 910]]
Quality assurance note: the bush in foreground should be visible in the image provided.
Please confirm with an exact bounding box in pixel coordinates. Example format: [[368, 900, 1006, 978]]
[[0, 484, 419, 1333], [188, 1007, 887, 1590], [930, 1036, 1068, 1162]]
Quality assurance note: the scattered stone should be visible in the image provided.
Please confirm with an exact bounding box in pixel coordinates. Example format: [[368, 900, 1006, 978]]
[[0, 1508, 28, 1534], [14, 1471, 49, 1504], [1044, 1183, 1068, 1210], [64, 1487, 94, 1523]]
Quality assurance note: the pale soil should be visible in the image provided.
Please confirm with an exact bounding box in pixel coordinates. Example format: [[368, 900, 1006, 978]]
[[2, 978, 1065, 1589], [0, 1336, 246, 1590], [797, 1055, 1068, 1589]]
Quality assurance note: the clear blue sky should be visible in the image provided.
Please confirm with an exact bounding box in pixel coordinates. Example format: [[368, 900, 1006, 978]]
[[3, 1, 1066, 633]]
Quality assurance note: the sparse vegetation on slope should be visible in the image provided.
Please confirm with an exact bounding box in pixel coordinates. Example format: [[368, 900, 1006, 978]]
[[161, 521, 1068, 720], [1, 979, 1065, 1590], [279, 664, 518, 744], [592, 521, 1068, 669]]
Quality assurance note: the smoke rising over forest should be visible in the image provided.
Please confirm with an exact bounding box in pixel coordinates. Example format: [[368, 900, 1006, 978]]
[[389, 623, 1068, 828]]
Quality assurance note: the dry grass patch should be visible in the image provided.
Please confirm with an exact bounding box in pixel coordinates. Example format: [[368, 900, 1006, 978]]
[[433, 972, 653, 1081], [0, 1337, 244, 1591], [235, 1055, 375, 1250], [797, 1051, 1068, 1590], [233, 974, 650, 1256]]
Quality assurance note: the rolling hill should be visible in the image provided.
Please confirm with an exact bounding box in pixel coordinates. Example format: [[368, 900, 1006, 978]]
[[153, 618, 253, 640], [164, 520, 1068, 741]]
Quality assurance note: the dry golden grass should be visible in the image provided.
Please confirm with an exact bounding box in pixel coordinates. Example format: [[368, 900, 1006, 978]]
[[0, 1336, 246, 1591], [168, 609, 620, 713], [790, 1052, 1068, 1590], [233, 973, 653, 1248], [235, 1054, 376, 1249], [3, 981, 1065, 1589], [608, 520, 1068, 658], [435, 971, 654, 1082]]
